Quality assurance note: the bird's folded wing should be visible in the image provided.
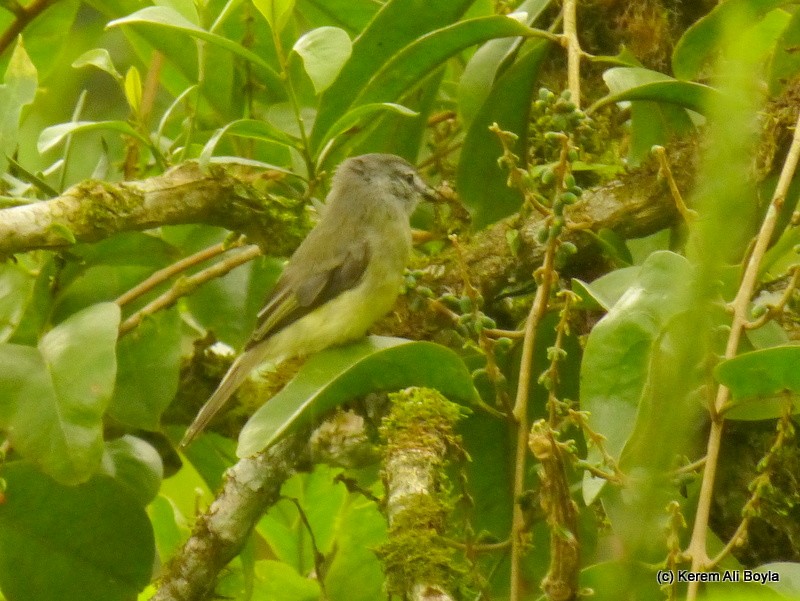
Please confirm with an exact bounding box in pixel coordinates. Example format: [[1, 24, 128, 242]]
[[246, 240, 370, 347]]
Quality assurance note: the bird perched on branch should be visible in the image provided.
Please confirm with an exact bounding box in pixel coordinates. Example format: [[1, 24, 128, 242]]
[[181, 153, 435, 447]]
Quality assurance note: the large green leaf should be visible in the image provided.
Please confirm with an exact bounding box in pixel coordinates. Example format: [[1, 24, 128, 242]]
[[101, 435, 164, 506], [355, 16, 534, 106], [715, 346, 800, 420], [457, 40, 549, 227], [88, 0, 240, 118], [199, 118, 302, 167], [596, 67, 707, 165], [596, 67, 725, 114], [256, 465, 386, 601], [38, 120, 150, 154], [0, 1, 79, 81], [571, 266, 641, 311], [238, 336, 479, 457], [296, 0, 379, 34], [317, 16, 536, 157], [0, 463, 154, 601], [292, 26, 352, 94], [350, 69, 443, 162], [768, 7, 800, 95], [310, 0, 475, 148], [316, 102, 419, 158], [0, 261, 36, 343], [0, 303, 120, 484], [580, 252, 697, 504], [458, 0, 551, 125], [107, 6, 283, 91], [0, 39, 37, 174], [253, 0, 296, 33], [672, 0, 787, 80], [72, 48, 123, 81], [250, 562, 320, 601], [110, 308, 181, 430]]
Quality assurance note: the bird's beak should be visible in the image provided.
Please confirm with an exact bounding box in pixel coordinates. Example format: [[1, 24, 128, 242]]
[[420, 184, 439, 203]]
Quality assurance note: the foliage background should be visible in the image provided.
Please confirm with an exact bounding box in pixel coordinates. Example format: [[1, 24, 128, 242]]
[[1, 0, 800, 600]]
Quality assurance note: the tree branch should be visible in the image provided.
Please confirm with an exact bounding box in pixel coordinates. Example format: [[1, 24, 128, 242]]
[[0, 162, 309, 257], [151, 430, 309, 601]]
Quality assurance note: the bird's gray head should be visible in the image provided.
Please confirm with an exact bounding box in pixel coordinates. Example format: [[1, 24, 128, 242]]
[[331, 153, 435, 216]]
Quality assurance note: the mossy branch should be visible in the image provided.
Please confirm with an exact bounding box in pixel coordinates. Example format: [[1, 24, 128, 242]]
[[378, 387, 468, 601]]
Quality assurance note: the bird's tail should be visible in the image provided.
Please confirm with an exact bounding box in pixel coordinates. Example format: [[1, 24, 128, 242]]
[[180, 346, 268, 448]]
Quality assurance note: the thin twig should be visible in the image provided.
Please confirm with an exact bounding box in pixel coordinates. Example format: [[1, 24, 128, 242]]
[[483, 327, 525, 339], [672, 456, 707, 476], [744, 265, 800, 330], [115, 239, 245, 307], [686, 110, 800, 600], [118, 245, 261, 336], [0, 0, 56, 56], [653, 145, 698, 223], [707, 401, 794, 569]]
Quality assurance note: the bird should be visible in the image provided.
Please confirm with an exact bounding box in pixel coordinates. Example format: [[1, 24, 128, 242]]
[[180, 153, 435, 447]]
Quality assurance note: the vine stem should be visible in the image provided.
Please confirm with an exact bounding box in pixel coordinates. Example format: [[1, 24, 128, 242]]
[[509, 234, 557, 601], [562, 0, 581, 107], [685, 110, 800, 600]]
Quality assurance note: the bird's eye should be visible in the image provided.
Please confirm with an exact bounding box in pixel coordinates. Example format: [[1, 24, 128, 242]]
[[403, 172, 415, 185]]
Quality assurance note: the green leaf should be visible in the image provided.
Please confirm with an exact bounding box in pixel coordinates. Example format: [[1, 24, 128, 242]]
[[595, 67, 708, 164], [238, 336, 479, 457], [0, 261, 36, 343], [253, 0, 296, 33], [296, 0, 379, 34], [0, 303, 120, 484], [715, 346, 800, 420], [457, 41, 549, 227], [110, 308, 181, 430], [124, 65, 142, 113], [317, 102, 418, 157], [38, 120, 150, 154], [0, 462, 154, 601], [101, 435, 164, 506], [318, 15, 536, 156], [588, 228, 634, 267], [310, 0, 475, 148], [251, 561, 320, 601], [2, 37, 37, 105], [108, 6, 282, 90], [458, 0, 551, 125], [580, 252, 696, 504], [757, 562, 800, 599], [595, 67, 725, 114], [579, 561, 662, 601], [72, 48, 122, 81], [186, 253, 284, 349], [259, 466, 347, 566], [148, 495, 187, 562], [769, 8, 800, 95], [0, 38, 37, 173], [354, 16, 536, 112], [672, 0, 787, 80], [0, 1, 79, 81], [571, 266, 641, 311], [199, 118, 301, 167], [292, 26, 352, 94], [344, 69, 443, 163]]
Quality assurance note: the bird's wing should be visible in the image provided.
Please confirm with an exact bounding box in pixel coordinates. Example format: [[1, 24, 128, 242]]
[[246, 237, 370, 348]]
